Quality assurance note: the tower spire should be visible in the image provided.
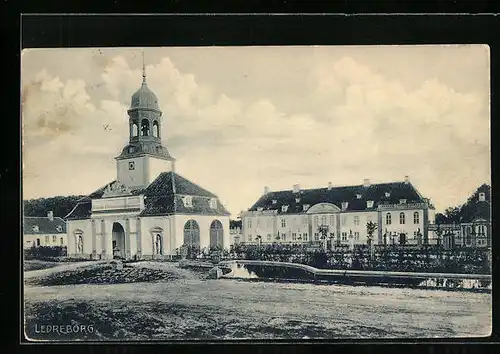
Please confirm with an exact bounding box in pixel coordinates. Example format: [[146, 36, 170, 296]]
[[142, 49, 146, 83]]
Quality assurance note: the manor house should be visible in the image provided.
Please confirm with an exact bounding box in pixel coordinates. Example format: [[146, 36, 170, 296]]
[[65, 65, 230, 259], [242, 177, 436, 247]]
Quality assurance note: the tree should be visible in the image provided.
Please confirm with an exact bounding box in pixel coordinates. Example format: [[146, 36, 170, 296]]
[[366, 221, 377, 246], [317, 225, 329, 251], [366, 221, 378, 260]]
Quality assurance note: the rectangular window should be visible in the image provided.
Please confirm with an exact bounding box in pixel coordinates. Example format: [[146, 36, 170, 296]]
[[282, 233, 287, 241], [52, 235, 56, 243], [60, 237, 64, 245], [342, 232, 347, 241], [413, 212, 420, 224], [354, 232, 360, 240], [45, 236, 49, 244], [256, 219, 260, 228], [267, 233, 271, 241], [281, 218, 286, 228], [303, 216, 308, 225], [314, 233, 319, 241], [354, 216, 360, 226], [330, 215, 335, 225], [248, 219, 252, 229], [247, 234, 252, 242], [315, 216, 319, 225], [303, 233, 308, 241], [342, 215, 348, 225], [321, 215, 327, 225], [210, 198, 218, 209], [292, 233, 297, 240]]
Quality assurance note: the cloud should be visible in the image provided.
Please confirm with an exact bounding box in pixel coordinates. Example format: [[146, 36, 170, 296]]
[[22, 52, 490, 215]]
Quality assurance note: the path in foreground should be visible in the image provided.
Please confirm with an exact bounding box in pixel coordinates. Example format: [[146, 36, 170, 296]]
[[24, 264, 491, 340]]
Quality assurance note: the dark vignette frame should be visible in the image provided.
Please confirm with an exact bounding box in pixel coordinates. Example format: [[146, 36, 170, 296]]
[[3, 9, 499, 354]]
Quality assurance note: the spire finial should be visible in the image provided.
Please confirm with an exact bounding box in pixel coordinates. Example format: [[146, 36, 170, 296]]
[[142, 49, 146, 83]]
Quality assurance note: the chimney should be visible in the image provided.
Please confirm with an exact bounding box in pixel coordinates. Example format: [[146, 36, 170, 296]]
[[328, 182, 333, 190], [363, 178, 370, 187], [47, 211, 54, 221], [264, 186, 270, 195], [404, 175, 410, 184], [293, 184, 300, 193]]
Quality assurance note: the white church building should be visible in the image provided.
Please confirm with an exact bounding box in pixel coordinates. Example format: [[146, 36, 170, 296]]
[[65, 64, 230, 260]]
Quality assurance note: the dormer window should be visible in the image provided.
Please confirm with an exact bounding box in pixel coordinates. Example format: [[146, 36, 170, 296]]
[[341, 202, 348, 211], [399, 199, 407, 204], [295, 198, 301, 203], [385, 192, 391, 198], [303, 204, 310, 211], [479, 192, 486, 202], [356, 194, 362, 199], [128, 161, 135, 170], [32, 225, 39, 232], [55, 225, 63, 232], [257, 207, 264, 212], [272, 199, 277, 205], [366, 200, 374, 208], [281, 205, 289, 213], [183, 196, 193, 207], [209, 198, 217, 209]]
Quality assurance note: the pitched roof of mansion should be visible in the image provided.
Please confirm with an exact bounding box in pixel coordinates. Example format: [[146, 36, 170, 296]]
[[24, 216, 67, 235], [248, 180, 433, 215], [65, 172, 230, 220]]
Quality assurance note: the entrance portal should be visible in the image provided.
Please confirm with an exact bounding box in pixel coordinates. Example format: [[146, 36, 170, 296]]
[[112, 222, 126, 259]]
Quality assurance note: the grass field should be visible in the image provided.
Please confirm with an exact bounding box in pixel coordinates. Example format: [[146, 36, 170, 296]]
[[23, 262, 491, 341]]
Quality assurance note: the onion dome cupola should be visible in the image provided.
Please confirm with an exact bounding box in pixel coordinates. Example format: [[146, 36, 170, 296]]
[[129, 76, 161, 112]]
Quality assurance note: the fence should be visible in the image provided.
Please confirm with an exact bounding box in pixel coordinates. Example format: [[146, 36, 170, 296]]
[[222, 244, 491, 275]]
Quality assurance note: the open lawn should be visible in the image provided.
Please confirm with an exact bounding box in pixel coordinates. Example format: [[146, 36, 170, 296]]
[[23, 262, 491, 341]]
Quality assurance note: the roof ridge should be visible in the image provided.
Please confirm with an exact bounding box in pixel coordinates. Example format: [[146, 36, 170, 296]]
[[270, 181, 405, 193]]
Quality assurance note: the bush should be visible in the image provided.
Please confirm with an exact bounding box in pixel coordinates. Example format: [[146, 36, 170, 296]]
[[24, 246, 67, 260]]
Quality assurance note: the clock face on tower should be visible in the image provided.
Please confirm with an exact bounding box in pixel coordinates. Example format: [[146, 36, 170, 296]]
[[129, 162, 135, 170]]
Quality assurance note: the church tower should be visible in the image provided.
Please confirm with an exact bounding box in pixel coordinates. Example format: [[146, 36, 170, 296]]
[[115, 53, 176, 189]]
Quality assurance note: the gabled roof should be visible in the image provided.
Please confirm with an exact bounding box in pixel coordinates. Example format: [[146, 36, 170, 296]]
[[65, 172, 229, 220], [248, 181, 428, 215], [23, 217, 67, 235]]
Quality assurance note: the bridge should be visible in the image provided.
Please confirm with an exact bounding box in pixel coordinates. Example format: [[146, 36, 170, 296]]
[[218, 259, 491, 282]]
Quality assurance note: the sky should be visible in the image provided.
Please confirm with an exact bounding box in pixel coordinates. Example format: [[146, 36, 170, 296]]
[[21, 45, 491, 216]]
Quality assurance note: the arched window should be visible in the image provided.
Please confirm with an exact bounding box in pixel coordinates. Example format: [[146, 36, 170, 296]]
[[152, 120, 159, 137], [141, 119, 150, 136], [386, 213, 392, 225], [399, 212, 405, 225], [210, 220, 224, 248], [132, 123, 138, 137], [183, 220, 200, 246], [413, 211, 420, 224]]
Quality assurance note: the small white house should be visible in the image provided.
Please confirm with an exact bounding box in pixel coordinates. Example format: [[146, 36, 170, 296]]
[[23, 211, 67, 248]]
